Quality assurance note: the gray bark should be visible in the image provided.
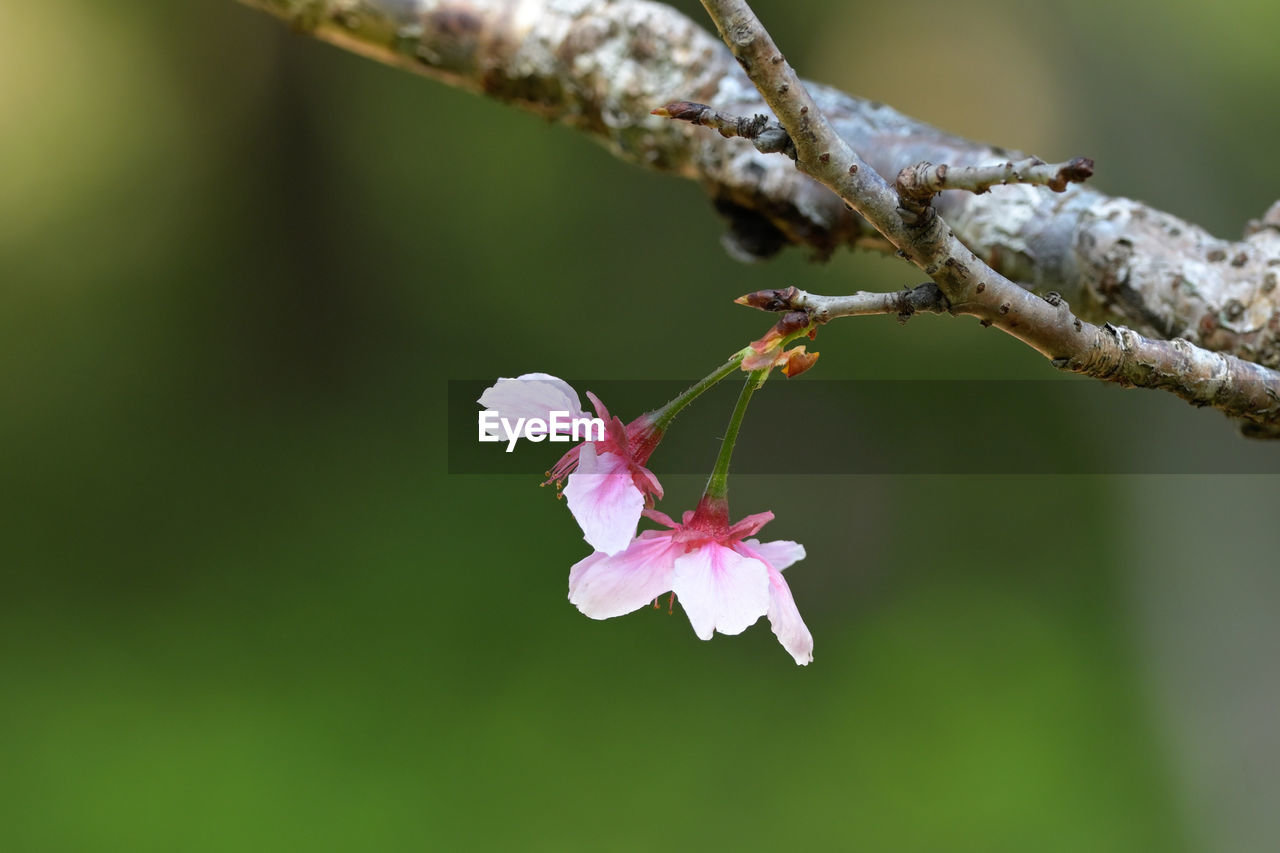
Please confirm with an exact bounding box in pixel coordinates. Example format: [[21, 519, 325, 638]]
[[236, 0, 1280, 434], [239, 0, 1280, 367]]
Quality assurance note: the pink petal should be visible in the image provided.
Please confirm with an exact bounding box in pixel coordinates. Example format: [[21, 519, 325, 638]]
[[568, 531, 679, 619], [563, 446, 644, 555], [477, 373, 585, 437], [740, 538, 806, 572], [584, 390, 612, 423], [670, 543, 770, 640], [728, 510, 775, 540], [738, 540, 813, 665], [641, 508, 679, 529]]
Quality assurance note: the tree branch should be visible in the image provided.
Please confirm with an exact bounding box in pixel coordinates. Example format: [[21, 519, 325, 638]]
[[697, 0, 1280, 435], [737, 285, 1280, 438], [234, 0, 1280, 434], [235, 0, 1280, 365]]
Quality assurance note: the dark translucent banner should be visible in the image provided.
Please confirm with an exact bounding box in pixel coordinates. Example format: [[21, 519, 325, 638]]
[[449, 379, 1280, 475]]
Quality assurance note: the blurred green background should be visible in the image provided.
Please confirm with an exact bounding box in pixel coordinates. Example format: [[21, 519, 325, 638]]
[[3, 0, 1279, 850]]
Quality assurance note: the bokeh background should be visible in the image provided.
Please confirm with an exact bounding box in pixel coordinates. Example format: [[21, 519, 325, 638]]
[[3, 0, 1279, 849]]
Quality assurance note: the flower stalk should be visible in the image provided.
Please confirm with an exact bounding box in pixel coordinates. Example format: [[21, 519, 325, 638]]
[[706, 368, 769, 501], [649, 346, 752, 431]]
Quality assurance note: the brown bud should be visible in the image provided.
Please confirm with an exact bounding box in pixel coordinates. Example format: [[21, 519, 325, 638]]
[[651, 101, 709, 121], [775, 310, 812, 337], [734, 286, 798, 312]]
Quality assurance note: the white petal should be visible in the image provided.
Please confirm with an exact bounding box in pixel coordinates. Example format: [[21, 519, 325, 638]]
[[477, 374, 584, 437], [742, 538, 806, 572], [766, 564, 814, 665], [563, 447, 643, 555], [568, 532, 678, 619], [670, 544, 770, 640]]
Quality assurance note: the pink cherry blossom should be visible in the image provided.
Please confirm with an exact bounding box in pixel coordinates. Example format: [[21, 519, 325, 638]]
[[479, 376, 664, 556], [568, 497, 813, 665], [553, 391, 664, 555]]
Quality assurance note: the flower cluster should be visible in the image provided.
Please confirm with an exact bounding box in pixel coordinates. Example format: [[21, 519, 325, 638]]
[[479, 369, 813, 665]]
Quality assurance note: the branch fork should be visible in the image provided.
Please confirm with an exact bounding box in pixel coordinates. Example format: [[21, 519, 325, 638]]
[[681, 0, 1280, 437]]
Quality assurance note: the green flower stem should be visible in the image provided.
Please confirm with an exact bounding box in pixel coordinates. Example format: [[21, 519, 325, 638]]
[[650, 346, 753, 430], [705, 368, 769, 501]]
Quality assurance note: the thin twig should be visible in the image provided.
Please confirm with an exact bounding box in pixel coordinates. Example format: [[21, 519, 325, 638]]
[[737, 284, 950, 324], [652, 102, 795, 159], [897, 157, 1095, 201]]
